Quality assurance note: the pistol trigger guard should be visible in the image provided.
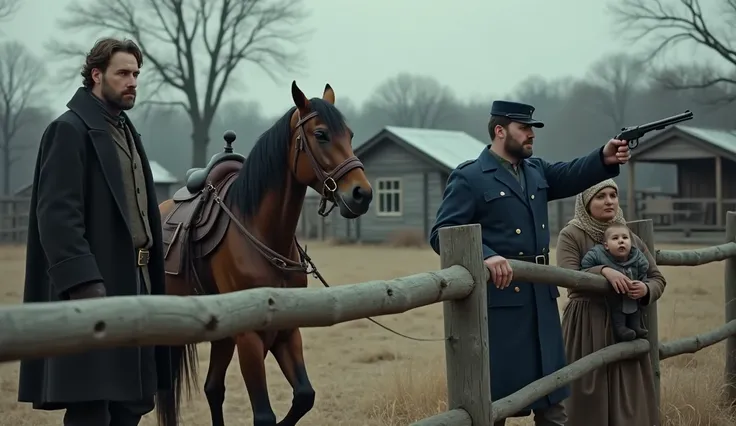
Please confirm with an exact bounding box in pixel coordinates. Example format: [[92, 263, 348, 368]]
[[628, 139, 639, 150]]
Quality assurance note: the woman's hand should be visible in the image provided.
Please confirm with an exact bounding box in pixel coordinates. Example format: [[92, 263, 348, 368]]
[[601, 267, 632, 294], [628, 280, 649, 300]]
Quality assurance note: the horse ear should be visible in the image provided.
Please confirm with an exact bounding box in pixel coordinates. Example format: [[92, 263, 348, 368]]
[[323, 83, 335, 104], [291, 80, 309, 114]]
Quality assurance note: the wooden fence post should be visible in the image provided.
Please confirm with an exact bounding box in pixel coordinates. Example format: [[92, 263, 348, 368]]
[[627, 219, 660, 416], [439, 224, 492, 424], [724, 211, 736, 404]]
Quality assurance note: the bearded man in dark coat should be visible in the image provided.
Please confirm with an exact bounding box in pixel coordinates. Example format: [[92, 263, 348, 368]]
[[18, 37, 172, 426]]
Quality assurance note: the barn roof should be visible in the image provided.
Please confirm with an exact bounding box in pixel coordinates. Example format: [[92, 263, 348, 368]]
[[354, 126, 487, 171], [12, 159, 179, 196], [149, 161, 179, 184], [631, 124, 736, 162], [677, 125, 736, 154]]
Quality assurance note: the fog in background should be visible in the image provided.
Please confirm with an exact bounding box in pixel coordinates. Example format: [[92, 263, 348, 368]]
[[2, 0, 735, 196]]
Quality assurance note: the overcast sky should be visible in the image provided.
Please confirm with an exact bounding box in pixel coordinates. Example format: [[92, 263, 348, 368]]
[[2, 0, 701, 117]]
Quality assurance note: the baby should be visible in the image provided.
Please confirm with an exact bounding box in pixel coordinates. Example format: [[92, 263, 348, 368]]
[[581, 223, 649, 342]]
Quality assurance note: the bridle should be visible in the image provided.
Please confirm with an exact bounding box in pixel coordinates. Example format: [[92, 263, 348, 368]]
[[203, 108, 442, 342], [290, 110, 364, 217]]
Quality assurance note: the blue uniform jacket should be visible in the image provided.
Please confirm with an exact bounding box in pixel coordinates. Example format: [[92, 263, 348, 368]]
[[429, 146, 620, 413]]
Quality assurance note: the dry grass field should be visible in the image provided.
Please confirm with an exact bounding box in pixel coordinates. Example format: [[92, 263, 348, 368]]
[[0, 240, 734, 425]]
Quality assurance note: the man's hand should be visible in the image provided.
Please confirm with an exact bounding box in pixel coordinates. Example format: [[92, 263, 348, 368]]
[[628, 280, 649, 300], [68, 282, 107, 299], [602, 139, 631, 165], [601, 267, 632, 294], [484, 255, 513, 289]]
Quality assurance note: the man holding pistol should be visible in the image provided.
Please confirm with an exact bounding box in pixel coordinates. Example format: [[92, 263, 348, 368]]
[[429, 100, 630, 426]]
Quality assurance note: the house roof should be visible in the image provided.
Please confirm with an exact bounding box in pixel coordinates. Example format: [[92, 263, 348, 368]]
[[631, 124, 736, 162], [149, 161, 179, 184], [13, 160, 179, 195], [677, 125, 736, 154], [354, 126, 487, 171]]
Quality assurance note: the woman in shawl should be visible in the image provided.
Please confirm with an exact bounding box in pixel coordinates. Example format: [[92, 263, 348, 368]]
[[556, 178, 666, 426]]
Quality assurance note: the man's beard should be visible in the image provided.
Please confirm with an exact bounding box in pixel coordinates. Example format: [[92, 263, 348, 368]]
[[505, 134, 533, 160], [101, 77, 135, 111]]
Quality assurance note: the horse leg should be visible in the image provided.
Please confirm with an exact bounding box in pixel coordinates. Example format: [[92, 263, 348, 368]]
[[204, 338, 236, 426], [270, 329, 315, 426], [236, 331, 277, 426]]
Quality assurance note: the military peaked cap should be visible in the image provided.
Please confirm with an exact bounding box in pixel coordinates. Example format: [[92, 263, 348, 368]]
[[490, 100, 544, 128]]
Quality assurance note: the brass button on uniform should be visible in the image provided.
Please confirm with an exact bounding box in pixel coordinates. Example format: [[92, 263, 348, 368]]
[[515, 229, 521, 234], [531, 194, 535, 199], [518, 251, 524, 255], [514, 286, 520, 292], [542, 224, 545, 229], [500, 191, 505, 196]]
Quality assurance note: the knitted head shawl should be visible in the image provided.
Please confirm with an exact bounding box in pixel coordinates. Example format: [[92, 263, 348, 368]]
[[567, 178, 626, 243]]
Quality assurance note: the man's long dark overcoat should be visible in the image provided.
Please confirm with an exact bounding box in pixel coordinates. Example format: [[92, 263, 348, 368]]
[[429, 146, 620, 414], [18, 87, 172, 409]]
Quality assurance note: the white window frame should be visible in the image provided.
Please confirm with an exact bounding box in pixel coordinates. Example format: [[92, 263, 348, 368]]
[[375, 177, 403, 217]]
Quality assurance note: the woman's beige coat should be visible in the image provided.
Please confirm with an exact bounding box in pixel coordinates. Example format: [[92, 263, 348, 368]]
[[556, 224, 666, 426]]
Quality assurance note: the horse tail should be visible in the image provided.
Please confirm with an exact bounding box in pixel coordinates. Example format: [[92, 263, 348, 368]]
[[156, 223, 201, 426], [155, 343, 200, 426]]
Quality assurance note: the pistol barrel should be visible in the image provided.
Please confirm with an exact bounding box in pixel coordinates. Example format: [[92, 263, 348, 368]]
[[641, 110, 693, 131]]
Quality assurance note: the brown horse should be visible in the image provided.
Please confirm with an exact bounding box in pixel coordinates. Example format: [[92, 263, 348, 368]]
[[155, 81, 373, 426]]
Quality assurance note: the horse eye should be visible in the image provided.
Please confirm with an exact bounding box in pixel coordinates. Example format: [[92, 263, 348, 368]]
[[314, 130, 329, 141]]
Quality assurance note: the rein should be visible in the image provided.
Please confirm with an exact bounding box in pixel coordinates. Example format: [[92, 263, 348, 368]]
[[203, 110, 445, 343]]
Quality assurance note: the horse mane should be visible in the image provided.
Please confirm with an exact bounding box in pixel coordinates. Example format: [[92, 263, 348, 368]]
[[225, 97, 349, 218]]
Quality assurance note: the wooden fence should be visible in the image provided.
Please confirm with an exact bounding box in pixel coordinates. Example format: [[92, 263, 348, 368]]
[[1, 215, 736, 425], [0, 196, 30, 244]]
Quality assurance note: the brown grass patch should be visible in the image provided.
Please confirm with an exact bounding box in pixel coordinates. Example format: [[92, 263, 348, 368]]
[[0, 242, 734, 425]]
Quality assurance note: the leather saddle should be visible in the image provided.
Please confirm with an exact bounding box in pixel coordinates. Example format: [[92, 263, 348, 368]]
[[161, 133, 246, 276]]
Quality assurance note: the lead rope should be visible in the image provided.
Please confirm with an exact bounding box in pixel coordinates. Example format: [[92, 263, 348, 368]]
[[295, 242, 447, 342], [207, 182, 446, 342]]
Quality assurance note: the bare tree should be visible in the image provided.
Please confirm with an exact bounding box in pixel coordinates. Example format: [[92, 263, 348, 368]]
[[366, 73, 457, 128], [585, 52, 647, 130], [0, 0, 20, 22], [610, 0, 736, 104], [50, 0, 308, 167], [0, 41, 46, 195]]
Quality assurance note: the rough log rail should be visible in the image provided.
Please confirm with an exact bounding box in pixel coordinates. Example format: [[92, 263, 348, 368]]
[[0, 266, 474, 363], [656, 242, 736, 266]]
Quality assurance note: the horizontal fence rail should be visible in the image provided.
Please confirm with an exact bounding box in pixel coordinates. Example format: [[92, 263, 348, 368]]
[[1, 213, 736, 425], [0, 265, 474, 362]]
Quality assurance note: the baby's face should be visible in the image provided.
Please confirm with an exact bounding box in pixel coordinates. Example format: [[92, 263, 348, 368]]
[[604, 229, 632, 258]]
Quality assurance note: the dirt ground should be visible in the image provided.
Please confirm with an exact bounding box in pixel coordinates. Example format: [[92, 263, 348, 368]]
[[0, 241, 732, 425]]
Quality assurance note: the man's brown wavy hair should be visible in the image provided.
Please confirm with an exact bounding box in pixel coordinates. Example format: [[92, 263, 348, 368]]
[[81, 38, 143, 89]]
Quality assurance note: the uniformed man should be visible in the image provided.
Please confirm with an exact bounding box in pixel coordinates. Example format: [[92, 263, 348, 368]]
[[18, 38, 172, 425], [429, 100, 630, 426]]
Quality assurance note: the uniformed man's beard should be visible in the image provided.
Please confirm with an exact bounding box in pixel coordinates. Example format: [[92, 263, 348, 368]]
[[505, 135, 534, 160], [101, 77, 136, 111]]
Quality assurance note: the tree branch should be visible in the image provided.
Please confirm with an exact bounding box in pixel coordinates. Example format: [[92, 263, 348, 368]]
[[0, 0, 20, 22], [610, 0, 736, 103], [49, 0, 309, 165]]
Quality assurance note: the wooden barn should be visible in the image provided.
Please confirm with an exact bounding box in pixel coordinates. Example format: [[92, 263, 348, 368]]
[[304, 126, 487, 244], [626, 125, 736, 234]]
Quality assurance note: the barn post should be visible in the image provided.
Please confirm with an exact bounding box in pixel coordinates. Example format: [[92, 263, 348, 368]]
[[724, 211, 736, 404], [438, 224, 492, 424], [627, 219, 660, 418]]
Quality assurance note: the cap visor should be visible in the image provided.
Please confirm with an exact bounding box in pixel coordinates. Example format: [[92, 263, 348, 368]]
[[514, 118, 544, 128]]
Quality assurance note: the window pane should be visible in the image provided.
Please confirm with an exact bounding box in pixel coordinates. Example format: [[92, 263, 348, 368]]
[[392, 193, 400, 212], [392, 180, 400, 190], [386, 192, 393, 212], [379, 193, 386, 212], [378, 180, 385, 191]]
